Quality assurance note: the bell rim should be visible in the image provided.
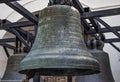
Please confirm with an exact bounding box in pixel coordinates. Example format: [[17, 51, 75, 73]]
[[19, 65, 100, 76], [19, 54, 100, 75]]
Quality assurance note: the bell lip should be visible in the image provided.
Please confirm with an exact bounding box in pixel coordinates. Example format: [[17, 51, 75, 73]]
[[18, 65, 100, 76], [18, 54, 100, 76]]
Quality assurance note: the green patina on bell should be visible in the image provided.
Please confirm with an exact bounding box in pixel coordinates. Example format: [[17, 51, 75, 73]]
[[76, 49, 115, 82], [19, 5, 100, 76], [2, 55, 26, 81], [76, 37, 115, 82]]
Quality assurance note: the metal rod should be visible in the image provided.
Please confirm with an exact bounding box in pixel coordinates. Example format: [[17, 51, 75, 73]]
[[33, 73, 40, 82], [82, 8, 120, 18], [109, 43, 120, 52], [104, 38, 120, 43], [68, 76, 72, 82], [34, 25, 38, 37], [0, 20, 34, 41], [0, 43, 16, 49], [27, 32, 30, 44], [96, 18, 120, 38], [15, 30, 33, 42], [0, 0, 18, 3], [72, 0, 91, 30], [73, 2, 119, 36], [72, 0, 84, 13], [15, 27, 32, 35], [5, 2, 38, 24], [0, 38, 16, 43], [85, 26, 120, 34], [72, 0, 101, 32], [15, 36, 19, 53], [0, 21, 34, 30], [3, 46, 10, 58], [11, 29, 31, 50], [1, 20, 120, 34], [19, 40, 22, 53]]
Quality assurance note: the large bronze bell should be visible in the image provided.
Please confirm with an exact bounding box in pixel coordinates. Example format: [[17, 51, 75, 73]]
[[1, 54, 26, 82], [19, 5, 100, 76], [76, 38, 115, 82]]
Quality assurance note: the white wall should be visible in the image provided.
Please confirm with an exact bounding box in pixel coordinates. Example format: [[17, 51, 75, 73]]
[[0, 47, 7, 80]]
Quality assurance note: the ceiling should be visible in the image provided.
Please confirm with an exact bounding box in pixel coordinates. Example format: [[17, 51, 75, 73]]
[[0, 0, 120, 19], [80, 0, 120, 9]]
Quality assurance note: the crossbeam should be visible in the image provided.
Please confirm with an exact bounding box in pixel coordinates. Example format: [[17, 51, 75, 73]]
[[104, 38, 120, 43], [85, 26, 120, 34], [0, 38, 16, 43], [10, 29, 31, 50], [5, 2, 38, 24], [0, 43, 16, 49], [0, 0, 18, 3], [0, 21, 34, 29], [110, 43, 120, 52], [96, 18, 120, 38], [0, 20, 34, 41], [82, 8, 120, 18], [72, 0, 100, 32]]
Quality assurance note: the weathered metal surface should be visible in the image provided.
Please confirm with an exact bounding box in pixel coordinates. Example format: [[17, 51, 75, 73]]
[[19, 5, 100, 76], [1, 55, 26, 82], [76, 49, 115, 82]]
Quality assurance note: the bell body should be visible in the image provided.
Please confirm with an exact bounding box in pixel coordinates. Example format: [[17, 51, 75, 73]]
[[19, 5, 99, 76], [76, 49, 115, 82], [2, 55, 26, 81]]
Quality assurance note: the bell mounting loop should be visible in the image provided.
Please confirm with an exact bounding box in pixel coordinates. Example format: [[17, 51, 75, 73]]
[[48, 0, 72, 6]]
